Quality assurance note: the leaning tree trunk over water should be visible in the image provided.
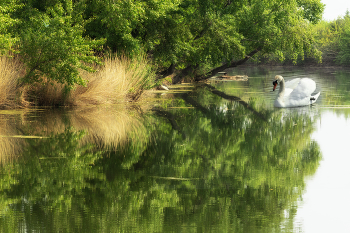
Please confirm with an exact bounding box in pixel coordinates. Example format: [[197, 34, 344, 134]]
[[170, 47, 262, 84], [195, 48, 262, 82]]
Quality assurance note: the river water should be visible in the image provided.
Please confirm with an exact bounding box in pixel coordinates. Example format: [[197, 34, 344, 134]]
[[0, 66, 349, 232]]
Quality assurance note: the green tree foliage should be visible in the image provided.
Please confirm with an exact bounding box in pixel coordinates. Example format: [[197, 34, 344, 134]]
[[0, 0, 326, 87], [82, 0, 324, 72], [142, 0, 245, 69], [313, 21, 341, 63], [0, 0, 20, 54], [297, 0, 324, 23], [310, 10, 350, 66], [245, 0, 324, 64], [83, 0, 145, 55], [149, 0, 325, 70], [336, 12, 350, 65], [13, 1, 104, 87]]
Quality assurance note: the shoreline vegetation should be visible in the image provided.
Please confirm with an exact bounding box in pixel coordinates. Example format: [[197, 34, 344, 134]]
[[1, 1, 350, 109], [0, 55, 156, 109]]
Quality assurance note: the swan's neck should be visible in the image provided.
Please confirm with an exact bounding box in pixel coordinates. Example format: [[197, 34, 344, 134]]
[[278, 78, 285, 97]]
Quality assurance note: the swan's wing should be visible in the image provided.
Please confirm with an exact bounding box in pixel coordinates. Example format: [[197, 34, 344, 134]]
[[285, 78, 301, 89], [284, 87, 294, 96], [289, 78, 316, 100]]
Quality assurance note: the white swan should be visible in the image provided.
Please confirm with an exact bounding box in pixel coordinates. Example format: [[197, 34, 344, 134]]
[[272, 75, 320, 108]]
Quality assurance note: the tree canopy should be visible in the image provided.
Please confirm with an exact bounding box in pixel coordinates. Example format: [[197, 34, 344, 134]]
[[1, 0, 325, 86], [82, 0, 325, 76]]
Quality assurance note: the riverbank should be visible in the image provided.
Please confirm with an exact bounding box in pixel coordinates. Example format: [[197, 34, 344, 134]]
[[0, 55, 156, 109], [2, 53, 349, 110]]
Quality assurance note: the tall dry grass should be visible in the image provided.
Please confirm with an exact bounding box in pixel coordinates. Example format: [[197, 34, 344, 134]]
[[31, 55, 156, 106], [0, 56, 29, 109], [0, 55, 155, 108]]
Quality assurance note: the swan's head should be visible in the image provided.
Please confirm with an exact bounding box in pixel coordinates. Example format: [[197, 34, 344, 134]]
[[272, 75, 283, 91]]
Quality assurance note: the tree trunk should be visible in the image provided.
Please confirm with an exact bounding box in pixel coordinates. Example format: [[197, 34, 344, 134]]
[[195, 47, 262, 82], [172, 64, 199, 84], [170, 47, 262, 84]]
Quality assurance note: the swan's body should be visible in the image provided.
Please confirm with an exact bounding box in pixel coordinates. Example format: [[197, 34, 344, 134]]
[[273, 75, 320, 108]]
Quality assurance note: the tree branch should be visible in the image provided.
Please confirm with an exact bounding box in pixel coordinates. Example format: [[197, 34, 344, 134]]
[[172, 64, 198, 84], [194, 47, 262, 82], [223, 0, 232, 9]]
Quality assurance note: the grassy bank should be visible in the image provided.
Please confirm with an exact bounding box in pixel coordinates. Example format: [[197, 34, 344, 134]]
[[0, 55, 156, 109]]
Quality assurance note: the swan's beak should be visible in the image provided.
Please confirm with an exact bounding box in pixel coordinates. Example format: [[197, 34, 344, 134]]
[[272, 80, 278, 91]]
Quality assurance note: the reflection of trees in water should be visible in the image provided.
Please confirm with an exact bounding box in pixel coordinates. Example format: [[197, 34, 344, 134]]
[[321, 71, 350, 106], [312, 70, 350, 119], [0, 106, 150, 232], [0, 87, 321, 232]]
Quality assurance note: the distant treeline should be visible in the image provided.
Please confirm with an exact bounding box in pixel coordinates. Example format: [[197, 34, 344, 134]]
[[254, 11, 350, 66], [315, 12, 350, 66]]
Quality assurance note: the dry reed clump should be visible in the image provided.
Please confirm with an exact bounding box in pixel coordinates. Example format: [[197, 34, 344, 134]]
[[0, 56, 29, 109], [69, 56, 132, 106], [31, 55, 156, 106], [70, 55, 155, 105], [123, 56, 156, 101], [30, 80, 69, 106]]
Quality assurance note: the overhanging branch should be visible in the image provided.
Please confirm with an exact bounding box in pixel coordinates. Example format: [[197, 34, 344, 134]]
[[195, 47, 262, 82]]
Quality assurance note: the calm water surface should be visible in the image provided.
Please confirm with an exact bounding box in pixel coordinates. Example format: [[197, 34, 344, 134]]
[[0, 66, 350, 232]]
